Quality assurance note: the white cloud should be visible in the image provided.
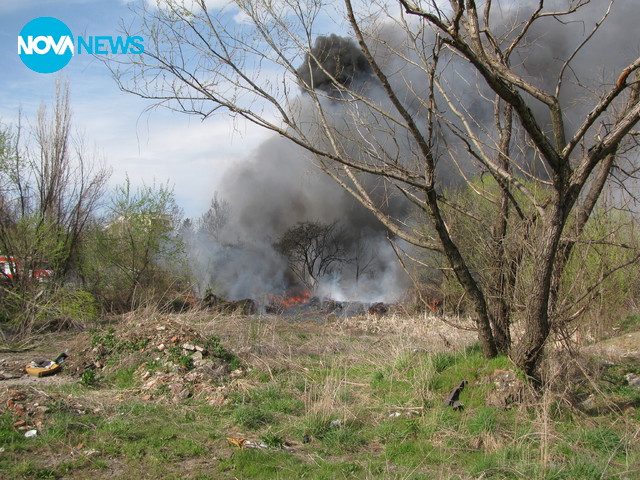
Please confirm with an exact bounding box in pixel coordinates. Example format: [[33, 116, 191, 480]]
[[142, 0, 236, 10]]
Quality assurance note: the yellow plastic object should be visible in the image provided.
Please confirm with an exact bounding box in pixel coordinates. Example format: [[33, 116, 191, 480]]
[[25, 362, 62, 377]]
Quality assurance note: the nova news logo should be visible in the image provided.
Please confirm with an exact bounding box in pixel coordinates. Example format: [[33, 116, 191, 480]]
[[18, 17, 144, 74]]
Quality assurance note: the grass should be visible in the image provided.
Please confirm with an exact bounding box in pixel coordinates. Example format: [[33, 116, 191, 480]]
[[1, 311, 639, 479]]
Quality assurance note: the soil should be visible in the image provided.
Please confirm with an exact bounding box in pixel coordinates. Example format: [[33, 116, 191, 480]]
[[581, 330, 640, 364]]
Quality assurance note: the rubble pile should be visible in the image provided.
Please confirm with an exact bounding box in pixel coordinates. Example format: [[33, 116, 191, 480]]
[[74, 316, 244, 404], [1, 387, 96, 434]]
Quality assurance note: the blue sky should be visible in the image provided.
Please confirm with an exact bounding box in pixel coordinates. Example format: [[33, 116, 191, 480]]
[[1, 0, 270, 218]]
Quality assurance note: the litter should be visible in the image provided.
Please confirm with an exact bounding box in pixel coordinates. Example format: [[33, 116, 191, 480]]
[[444, 379, 468, 410], [226, 437, 268, 449], [25, 353, 68, 377]]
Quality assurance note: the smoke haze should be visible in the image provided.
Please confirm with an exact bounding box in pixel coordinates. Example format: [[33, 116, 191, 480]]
[[186, 0, 638, 303]]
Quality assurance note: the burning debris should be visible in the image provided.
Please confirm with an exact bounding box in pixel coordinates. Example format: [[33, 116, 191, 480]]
[[201, 290, 257, 315], [265, 289, 312, 314], [261, 289, 396, 318]]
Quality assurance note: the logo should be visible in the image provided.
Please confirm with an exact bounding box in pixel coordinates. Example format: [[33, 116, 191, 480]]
[[18, 17, 144, 74], [18, 17, 74, 74]]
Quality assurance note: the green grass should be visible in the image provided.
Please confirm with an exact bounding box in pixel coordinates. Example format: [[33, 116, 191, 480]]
[[3, 321, 640, 480]]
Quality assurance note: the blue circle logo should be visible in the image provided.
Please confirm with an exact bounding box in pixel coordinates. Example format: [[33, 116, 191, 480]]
[[18, 17, 74, 74]]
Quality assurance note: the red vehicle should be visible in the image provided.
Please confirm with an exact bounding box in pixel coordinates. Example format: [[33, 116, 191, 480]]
[[0, 255, 53, 282]]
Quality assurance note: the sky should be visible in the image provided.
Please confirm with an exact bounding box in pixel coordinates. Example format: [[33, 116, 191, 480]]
[[0, 0, 271, 219]]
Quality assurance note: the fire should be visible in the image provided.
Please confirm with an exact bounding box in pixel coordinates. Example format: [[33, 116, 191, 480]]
[[280, 290, 311, 307], [266, 290, 312, 313]]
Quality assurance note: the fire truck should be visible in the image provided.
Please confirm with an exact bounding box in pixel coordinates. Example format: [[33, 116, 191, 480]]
[[0, 255, 53, 282]]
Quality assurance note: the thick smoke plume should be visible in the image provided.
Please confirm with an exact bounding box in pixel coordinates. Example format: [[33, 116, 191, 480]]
[[186, 1, 638, 304], [296, 34, 374, 93]]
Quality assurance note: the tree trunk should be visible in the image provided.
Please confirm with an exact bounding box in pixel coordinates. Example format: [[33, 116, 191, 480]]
[[512, 211, 564, 376]]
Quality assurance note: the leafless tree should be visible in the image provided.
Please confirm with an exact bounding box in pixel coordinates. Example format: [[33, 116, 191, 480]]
[[198, 193, 230, 242], [112, 0, 640, 376], [275, 221, 349, 290], [0, 79, 111, 284]]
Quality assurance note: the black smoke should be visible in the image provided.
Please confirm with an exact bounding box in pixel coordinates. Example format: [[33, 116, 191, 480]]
[[296, 34, 374, 93], [187, 1, 638, 303]]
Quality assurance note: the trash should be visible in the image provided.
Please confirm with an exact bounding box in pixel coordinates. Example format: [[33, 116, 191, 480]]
[[329, 419, 344, 428], [388, 410, 420, 418], [227, 437, 268, 449], [25, 352, 68, 377], [626, 373, 640, 391], [444, 379, 468, 410], [227, 437, 248, 448], [24, 429, 37, 438]]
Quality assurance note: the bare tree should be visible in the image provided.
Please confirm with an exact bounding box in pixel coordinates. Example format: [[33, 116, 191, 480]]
[[275, 221, 349, 290], [0, 80, 111, 335], [0, 79, 110, 283], [112, 0, 640, 376], [198, 193, 230, 242]]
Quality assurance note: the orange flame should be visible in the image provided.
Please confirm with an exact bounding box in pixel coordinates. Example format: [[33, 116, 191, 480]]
[[267, 290, 312, 310], [280, 290, 311, 307]]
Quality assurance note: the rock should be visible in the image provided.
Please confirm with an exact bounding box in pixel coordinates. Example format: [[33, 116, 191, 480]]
[[626, 373, 640, 391], [579, 394, 597, 411], [485, 369, 524, 409]]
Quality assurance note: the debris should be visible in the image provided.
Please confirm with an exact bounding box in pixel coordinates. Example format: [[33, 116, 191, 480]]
[[25, 352, 68, 377], [485, 369, 524, 409], [388, 410, 420, 418], [330, 419, 344, 428], [626, 373, 640, 391], [368, 302, 389, 316], [24, 429, 37, 438], [226, 437, 278, 450], [71, 316, 239, 403], [444, 379, 467, 410]]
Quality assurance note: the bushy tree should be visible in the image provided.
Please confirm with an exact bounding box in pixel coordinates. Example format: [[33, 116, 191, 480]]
[[81, 177, 186, 311]]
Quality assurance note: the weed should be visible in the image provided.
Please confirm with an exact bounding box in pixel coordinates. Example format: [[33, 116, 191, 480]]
[[467, 406, 499, 434], [232, 405, 276, 429], [167, 345, 194, 370], [80, 368, 99, 387], [205, 334, 242, 369], [259, 430, 284, 448]]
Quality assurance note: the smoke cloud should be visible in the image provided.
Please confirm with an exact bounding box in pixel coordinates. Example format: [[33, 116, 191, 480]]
[[186, 1, 638, 304], [296, 34, 374, 93]]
